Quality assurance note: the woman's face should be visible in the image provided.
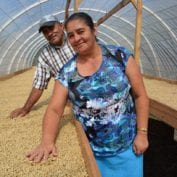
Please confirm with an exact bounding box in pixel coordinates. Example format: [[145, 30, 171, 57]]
[[66, 19, 96, 54]]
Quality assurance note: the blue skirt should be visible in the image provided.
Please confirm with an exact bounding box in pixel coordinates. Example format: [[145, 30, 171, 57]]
[[95, 145, 143, 177]]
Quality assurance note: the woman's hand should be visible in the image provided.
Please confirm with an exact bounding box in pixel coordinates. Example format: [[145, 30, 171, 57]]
[[26, 143, 58, 163], [133, 132, 149, 155]]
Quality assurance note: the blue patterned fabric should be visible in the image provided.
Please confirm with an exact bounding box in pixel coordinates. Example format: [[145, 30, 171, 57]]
[[56, 45, 136, 156]]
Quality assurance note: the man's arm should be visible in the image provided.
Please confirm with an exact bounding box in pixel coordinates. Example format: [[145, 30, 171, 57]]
[[10, 87, 43, 118]]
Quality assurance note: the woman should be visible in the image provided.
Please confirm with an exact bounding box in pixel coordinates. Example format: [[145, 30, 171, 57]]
[[26, 12, 149, 177]]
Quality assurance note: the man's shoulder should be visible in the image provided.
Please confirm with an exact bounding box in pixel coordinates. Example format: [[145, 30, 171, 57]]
[[42, 40, 72, 51], [39, 43, 59, 56], [40, 43, 51, 53]]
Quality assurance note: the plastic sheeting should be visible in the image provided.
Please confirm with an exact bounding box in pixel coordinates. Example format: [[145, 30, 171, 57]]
[[0, 0, 177, 80]]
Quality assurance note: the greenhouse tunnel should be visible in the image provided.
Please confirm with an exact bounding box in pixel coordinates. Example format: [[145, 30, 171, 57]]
[[0, 0, 177, 81], [0, 0, 177, 177]]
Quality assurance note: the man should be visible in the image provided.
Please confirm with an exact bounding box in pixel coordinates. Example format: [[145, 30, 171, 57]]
[[10, 14, 75, 118]]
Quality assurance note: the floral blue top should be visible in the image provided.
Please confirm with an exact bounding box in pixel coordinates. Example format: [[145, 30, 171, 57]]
[[56, 45, 136, 157]]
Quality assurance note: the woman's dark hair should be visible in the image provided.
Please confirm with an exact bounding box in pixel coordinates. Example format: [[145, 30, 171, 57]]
[[64, 12, 94, 30]]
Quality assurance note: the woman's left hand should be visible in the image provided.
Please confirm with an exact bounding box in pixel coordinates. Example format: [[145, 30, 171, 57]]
[[133, 132, 149, 155]]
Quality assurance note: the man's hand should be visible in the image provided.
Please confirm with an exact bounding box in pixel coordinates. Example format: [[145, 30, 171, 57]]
[[10, 107, 30, 118], [26, 143, 58, 163], [9, 88, 43, 119]]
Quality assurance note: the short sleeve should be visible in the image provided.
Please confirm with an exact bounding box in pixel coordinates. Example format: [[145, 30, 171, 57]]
[[55, 66, 69, 88], [106, 45, 133, 71], [55, 56, 76, 88], [116, 46, 133, 68], [33, 56, 51, 90]]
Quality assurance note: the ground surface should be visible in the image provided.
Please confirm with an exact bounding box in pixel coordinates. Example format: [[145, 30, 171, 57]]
[[0, 68, 177, 177], [0, 69, 88, 177]]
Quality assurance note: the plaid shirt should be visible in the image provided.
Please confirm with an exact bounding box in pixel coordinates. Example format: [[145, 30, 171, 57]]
[[33, 39, 75, 89]]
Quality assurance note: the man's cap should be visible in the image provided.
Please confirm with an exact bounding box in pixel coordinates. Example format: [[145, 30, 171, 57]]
[[39, 15, 59, 33]]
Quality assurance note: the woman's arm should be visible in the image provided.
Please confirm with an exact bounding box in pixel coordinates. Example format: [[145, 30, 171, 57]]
[[26, 81, 68, 162], [126, 56, 149, 155]]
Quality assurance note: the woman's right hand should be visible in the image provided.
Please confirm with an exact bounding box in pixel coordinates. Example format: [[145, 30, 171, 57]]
[[26, 143, 58, 163]]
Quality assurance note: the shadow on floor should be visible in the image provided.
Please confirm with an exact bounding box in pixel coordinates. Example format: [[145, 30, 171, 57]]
[[144, 118, 177, 177]]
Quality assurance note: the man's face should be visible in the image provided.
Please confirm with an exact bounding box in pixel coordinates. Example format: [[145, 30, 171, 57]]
[[41, 22, 64, 46]]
